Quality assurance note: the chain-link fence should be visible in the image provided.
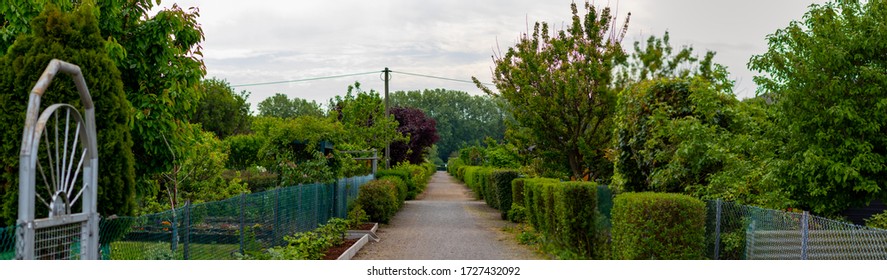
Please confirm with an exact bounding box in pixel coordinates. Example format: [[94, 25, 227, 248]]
[[1, 174, 373, 260], [705, 199, 887, 260]]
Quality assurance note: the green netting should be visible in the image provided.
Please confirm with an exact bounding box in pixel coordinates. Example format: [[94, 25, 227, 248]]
[[0, 174, 372, 260], [1, 225, 16, 260]]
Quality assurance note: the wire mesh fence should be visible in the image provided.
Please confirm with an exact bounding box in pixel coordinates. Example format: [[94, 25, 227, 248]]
[[1, 174, 373, 260], [705, 200, 887, 260]]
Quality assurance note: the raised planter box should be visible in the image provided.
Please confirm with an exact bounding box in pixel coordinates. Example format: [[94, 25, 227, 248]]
[[346, 223, 379, 240], [336, 234, 369, 260]]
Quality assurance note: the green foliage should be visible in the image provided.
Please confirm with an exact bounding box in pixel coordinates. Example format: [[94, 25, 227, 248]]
[[258, 93, 324, 119], [475, 2, 629, 180], [0, 5, 136, 225], [611, 192, 705, 260], [865, 210, 887, 230], [379, 176, 408, 207], [223, 134, 265, 170], [263, 218, 348, 260], [329, 82, 403, 152], [346, 201, 369, 229], [511, 178, 526, 208], [516, 178, 607, 259], [255, 116, 344, 185], [222, 168, 277, 193], [192, 78, 252, 138], [615, 31, 729, 91], [356, 179, 399, 223], [490, 169, 520, 217], [462, 166, 495, 200], [520, 178, 559, 230], [0, 0, 208, 216], [507, 203, 528, 223], [390, 89, 508, 163], [612, 77, 790, 209], [748, 0, 887, 216], [376, 169, 414, 199], [447, 157, 465, 176]]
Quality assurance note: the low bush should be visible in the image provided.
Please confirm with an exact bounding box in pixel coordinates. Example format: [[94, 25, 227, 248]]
[[379, 176, 408, 207], [262, 218, 349, 260], [356, 180, 399, 223], [507, 203, 527, 223], [376, 169, 414, 197], [611, 192, 706, 260]]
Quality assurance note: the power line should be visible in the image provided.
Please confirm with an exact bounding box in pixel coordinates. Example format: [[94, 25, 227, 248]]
[[392, 70, 495, 87], [229, 69, 496, 88], [231, 71, 380, 87]]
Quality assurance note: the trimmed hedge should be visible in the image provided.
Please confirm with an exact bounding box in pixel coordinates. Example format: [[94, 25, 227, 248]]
[[356, 179, 399, 223], [516, 178, 612, 259], [489, 169, 519, 218], [611, 192, 706, 260]]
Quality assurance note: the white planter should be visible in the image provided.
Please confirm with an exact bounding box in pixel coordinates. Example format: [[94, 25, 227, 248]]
[[346, 223, 379, 240], [336, 234, 369, 260]]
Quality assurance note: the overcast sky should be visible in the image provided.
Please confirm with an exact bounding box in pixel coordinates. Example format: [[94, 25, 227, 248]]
[[154, 0, 824, 112]]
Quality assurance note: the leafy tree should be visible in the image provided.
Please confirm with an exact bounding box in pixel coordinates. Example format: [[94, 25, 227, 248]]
[[329, 82, 403, 153], [0, 5, 136, 225], [255, 116, 345, 185], [748, 0, 887, 216], [193, 78, 252, 138], [615, 31, 729, 91], [389, 107, 440, 164], [474, 2, 630, 181], [390, 89, 507, 163], [258, 93, 324, 119], [1, 1, 209, 211]]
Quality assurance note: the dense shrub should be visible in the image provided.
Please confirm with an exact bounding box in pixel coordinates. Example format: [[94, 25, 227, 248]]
[[356, 180, 399, 223], [456, 165, 468, 181], [521, 178, 559, 231], [553, 182, 601, 258], [379, 176, 408, 207], [612, 192, 706, 260], [0, 5, 138, 225], [489, 170, 519, 216], [376, 169, 414, 193], [447, 157, 465, 176], [224, 134, 265, 169]]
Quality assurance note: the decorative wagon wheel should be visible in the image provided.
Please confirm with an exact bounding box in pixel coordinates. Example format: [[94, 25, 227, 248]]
[[17, 59, 99, 260]]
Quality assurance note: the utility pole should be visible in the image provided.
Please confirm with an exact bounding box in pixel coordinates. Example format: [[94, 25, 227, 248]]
[[383, 67, 391, 169]]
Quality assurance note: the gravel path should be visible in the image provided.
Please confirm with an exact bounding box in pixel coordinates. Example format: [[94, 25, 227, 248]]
[[353, 171, 540, 260]]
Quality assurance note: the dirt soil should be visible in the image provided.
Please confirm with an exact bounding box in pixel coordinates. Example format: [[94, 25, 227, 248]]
[[352, 171, 541, 260], [324, 238, 358, 260]]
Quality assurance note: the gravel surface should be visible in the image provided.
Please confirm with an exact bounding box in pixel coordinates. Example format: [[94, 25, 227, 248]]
[[353, 171, 540, 260]]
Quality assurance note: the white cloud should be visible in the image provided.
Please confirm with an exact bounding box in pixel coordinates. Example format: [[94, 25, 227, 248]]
[[154, 0, 825, 111]]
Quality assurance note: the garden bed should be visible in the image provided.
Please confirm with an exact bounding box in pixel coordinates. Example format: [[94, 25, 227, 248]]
[[323, 234, 369, 260]]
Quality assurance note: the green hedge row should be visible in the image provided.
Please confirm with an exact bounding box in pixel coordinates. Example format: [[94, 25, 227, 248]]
[[356, 162, 437, 224], [611, 192, 706, 260], [515, 178, 607, 258], [451, 165, 706, 260]]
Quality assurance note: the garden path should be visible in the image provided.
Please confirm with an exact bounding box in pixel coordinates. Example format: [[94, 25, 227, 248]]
[[352, 171, 539, 260]]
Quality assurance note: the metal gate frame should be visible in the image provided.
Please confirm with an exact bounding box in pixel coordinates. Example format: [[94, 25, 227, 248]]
[[16, 59, 99, 260]]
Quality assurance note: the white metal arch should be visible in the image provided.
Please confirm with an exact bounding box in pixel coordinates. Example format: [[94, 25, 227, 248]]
[[16, 59, 99, 260]]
